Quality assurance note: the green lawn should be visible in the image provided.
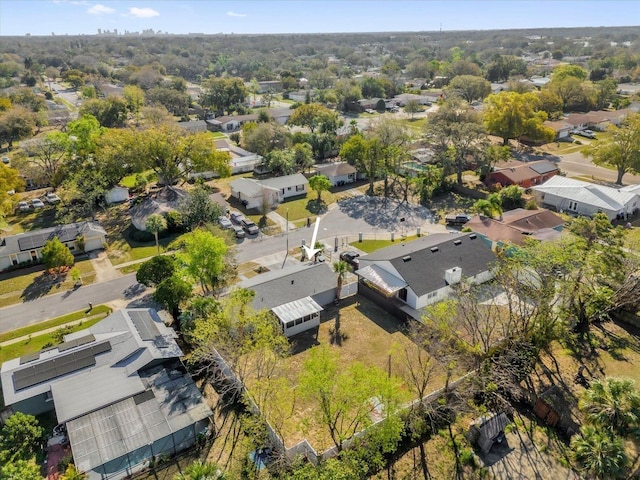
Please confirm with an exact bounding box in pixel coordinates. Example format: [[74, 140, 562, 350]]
[[120, 170, 158, 189], [350, 235, 419, 253], [0, 317, 105, 364], [107, 227, 185, 265], [0, 305, 111, 344], [0, 259, 96, 308], [4, 206, 59, 235], [274, 189, 336, 221], [211, 131, 227, 139]]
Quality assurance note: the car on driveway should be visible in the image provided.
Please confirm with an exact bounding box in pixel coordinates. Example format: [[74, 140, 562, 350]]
[[17, 201, 30, 212], [231, 225, 245, 238], [573, 129, 596, 139], [241, 218, 260, 235], [45, 192, 61, 204], [31, 198, 45, 208], [340, 251, 360, 269], [218, 216, 233, 229], [230, 211, 245, 224]]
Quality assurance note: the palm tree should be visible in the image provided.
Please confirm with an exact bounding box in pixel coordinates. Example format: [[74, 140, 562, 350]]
[[145, 214, 167, 253], [571, 425, 628, 479], [60, 464, 87, 480], [333, 260, 349, 301], [174, 460, 225, 480], [579, 377, 640, 436]]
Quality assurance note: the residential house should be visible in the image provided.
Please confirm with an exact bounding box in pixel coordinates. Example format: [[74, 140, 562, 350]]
[[0, 222, 107, 271], [229, 177, 280, 211], [239, 263, 353, 337], [0, 308, 212, 480], [532, 176, 640, 220], [189, 139, 262, 179], [392, 93, 434, 106], [486, 160, 559, 188], [256, 80, 283, 93], [356, 233, 496, 320], [130, 186, 186, 231], [466, 208, 565, 249], [260, 173, 309, 199], [176, 119, 209, 133], [544, 120, 573, 140], [315, 162, 358, 186], [206, 108, 294, 132], [566, 109, 630, 132]]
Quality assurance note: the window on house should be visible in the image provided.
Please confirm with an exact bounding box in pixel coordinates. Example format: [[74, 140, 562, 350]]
[[296, 185, 305, 191], [286, 321, 294, 329], [398, 288, 407, 301], [288, 187, 292, 191], [295, 317, 303, 325], [30, 250, 38, 261]]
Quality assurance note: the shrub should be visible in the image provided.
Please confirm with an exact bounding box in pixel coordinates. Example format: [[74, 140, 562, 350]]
[[525, 198, 538, 210]]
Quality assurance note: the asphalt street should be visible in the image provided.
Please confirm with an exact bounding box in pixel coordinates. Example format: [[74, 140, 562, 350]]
[[558, 151, 640, 185]]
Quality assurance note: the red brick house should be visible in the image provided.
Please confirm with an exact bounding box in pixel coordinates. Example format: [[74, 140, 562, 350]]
[[486, 160, 559, 188]]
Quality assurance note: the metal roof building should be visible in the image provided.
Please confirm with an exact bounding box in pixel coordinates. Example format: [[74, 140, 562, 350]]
[[0, 309, 212, 480]]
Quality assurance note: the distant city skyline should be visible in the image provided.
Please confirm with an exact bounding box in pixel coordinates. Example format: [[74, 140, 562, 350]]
[[0, 0, 638, 37]]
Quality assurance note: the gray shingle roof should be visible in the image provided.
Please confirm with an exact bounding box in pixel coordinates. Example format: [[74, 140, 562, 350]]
[[240, 263, 337, 311], [361, 233, 496, 296]]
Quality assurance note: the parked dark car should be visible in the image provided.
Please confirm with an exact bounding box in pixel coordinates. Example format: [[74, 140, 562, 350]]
[[231, 225, 245, 238], [241, 218, 259, 235], [340, 251, 360, 269], [445, 213, 472, 226], [230, 211, 246, 224]]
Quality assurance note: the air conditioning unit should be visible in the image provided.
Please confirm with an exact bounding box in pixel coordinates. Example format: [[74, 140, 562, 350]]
[[445, 267, 462, 285]]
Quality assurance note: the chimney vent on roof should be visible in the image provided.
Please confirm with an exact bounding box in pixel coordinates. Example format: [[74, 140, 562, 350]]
[[469, 234, 477, 239], [454, 239, 462, 245], [402, 255, 412, 262], [291, 280, 294, 284], [430, 247, 439, 253]]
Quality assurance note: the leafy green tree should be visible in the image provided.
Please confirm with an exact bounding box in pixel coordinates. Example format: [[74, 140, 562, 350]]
[[497, 184, 524, 210], [571, 425, 628, 480], [426, 97, 487, 186], [309, 174, 332, 203], [153, 274, 193, 321], [174, 460, 225, 480], [483, 91, 555, 145], [579, 377, 640, 437], [188, 288, 289, 396], [200, 76, 248, 116], [137, 255, 178, 287], [131, 126, 231, 186], [41, 237, 75, 273], [0, 412, 44, 461], [339, 134, 381, 194], [288, 103, 339, 133], [584, 113, 640, 185], [0, 106, 37, 148], [551, 64, 588, 82], [0, 163, 24, 223], [79, 97, 128, 128], [298, 345, 406, 451], [59, 464, 87, 480], [292, 142, 314, 172], [122, 84, 145, 125], [359, 77, 386, 98], [241, 121, 291, 157], [447, 75, 491, 102], [179, 185, 224, 231], [370, 117, 410, 198], [146, 87, 191, 118], [404, 100, 422, 119], [265, 149, 296, 176], [546, 76, 595, 112], [145, 214, 167, 253], [176, 229, 229, 294], [0, 459, 42, 480]]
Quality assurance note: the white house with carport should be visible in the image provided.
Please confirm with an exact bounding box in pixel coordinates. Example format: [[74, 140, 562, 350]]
[[239, 263, 354, 337], [314, 162, 358, 186], [532, 176, 639, 220], [0, 222, 107, 271], [356, 232, 496, 320], [0, 308, 212, 480], [230, 173, 308, 211]]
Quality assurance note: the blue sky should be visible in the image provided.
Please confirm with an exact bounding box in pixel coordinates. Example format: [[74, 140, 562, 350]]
[[0, 1, 637, 36]]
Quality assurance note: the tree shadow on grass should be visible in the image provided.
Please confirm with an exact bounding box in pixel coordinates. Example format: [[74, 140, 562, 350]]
[[329, 308, 348, 346], [20, 272, 59, 302], [306, 199, 327, 215]]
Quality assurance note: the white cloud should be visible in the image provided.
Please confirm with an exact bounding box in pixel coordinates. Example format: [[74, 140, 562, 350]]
[[129, 7, 160, 18], [88, 4, 115, 15], [227, 11, 247, 17]]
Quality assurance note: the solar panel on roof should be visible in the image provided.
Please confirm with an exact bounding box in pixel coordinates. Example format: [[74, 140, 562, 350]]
[[129, 311, 161, 341], [133, 390, 155, 405], [19, 352, 40, 365], [12, 341, 111, 391], [58, 334, 96, 352], [17, 226, 80, 252]]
